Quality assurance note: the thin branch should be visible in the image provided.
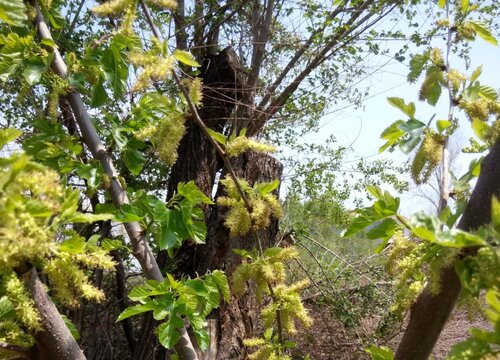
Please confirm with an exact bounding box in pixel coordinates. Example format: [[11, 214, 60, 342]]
[[32, 4, 198, 360]]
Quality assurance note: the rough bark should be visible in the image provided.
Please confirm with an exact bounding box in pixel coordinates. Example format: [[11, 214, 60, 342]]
[[195, 151, 283, 360], [395, 137, 500, 359], [23, 268, 87, 360]]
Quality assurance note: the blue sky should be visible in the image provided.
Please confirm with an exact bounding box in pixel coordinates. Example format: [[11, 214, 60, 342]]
[[286, 8, 500, 212]]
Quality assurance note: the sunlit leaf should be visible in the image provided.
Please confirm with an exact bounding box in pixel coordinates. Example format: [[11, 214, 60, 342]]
[[0, 128, 22, 150], [387, 97, 416, 118], [436, 120, 451, 133], [471, 118, 490, 141], [173, 50, 201, 67], [469, 20, 498, 46], [0, 0, 27, 27]]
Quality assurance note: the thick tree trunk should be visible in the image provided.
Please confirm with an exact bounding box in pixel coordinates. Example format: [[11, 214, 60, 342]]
[[395, 137, 500, 359], [197, 151, 283, 360], [160, 46, 283, 359]]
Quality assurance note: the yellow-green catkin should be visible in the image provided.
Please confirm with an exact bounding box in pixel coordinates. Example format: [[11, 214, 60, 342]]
[[182, 77, 203, 107], [129, 38, 175, 91], [217, 176, 282, 237], [92, 0, 134, 16], [136, 112, 186, 166], [225, 136, 276, 157], [232, 247, 298, 300], [411, 130, 443, 185]]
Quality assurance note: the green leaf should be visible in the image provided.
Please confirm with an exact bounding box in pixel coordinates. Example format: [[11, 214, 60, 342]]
[[181, 205, 207, 244], [177, 181, 214, 204], [192, 327, 210, 350], [157, 312, 183, 348], [470, 66, 482, 83], [173, 50, 201, 67], [254, 179, 280, 195], [210, 270, 230, 303], [379, 120, 405, 153], [410, 213, 487, 247], [75, 163, 101, 188], [407, 51, 429, 83], [22, 61, 47, 85], [387, 97, 416, 118], [366, 218, 398, 241], [0, 297, 15, 319], [469, 21, 498, 46], [0, 128, 22, 150], [116, 303, 155, 321], [365, 345, 394, 360], [264, 247, 283, 257], [123, 148, 146, 176], [206, 128, 226, 145], [426, 78, 442, 106], [471, 118, 490, 141], [461, 0, 469, 12], [0, 0, 27, 27], [60, 236, 86, 254], [90, 79, 109, 108], [101, 238, 124, 251], [436, 120, 452, 133], [477, 85, 498, 100], [60, 314, 81, 340], [118, 204, 145, 222]]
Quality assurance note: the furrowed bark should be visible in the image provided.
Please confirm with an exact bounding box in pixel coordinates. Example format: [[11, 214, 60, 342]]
[[31, 4, 199, 360], [395, 137, 500, 359]]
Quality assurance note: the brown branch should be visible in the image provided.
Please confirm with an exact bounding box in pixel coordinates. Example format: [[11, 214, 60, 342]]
[[395, 137, 500, 359], [32, 3, 199, 360]]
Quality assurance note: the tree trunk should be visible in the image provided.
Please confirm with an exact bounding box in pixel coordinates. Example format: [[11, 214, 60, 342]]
[[395, 137, 500, 359], [161, 46, 283, 359], [196, 151, 283, 360]]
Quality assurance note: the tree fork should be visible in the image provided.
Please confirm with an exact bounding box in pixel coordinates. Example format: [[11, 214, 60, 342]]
[[395, 137, 500, 359]]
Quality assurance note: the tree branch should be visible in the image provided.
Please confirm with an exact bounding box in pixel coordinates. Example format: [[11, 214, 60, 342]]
[[395, 137, 500, 359], [32, 4, 198, 360]]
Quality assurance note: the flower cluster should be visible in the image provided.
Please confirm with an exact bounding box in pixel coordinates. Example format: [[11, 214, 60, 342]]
[[217, 177, 282, 236], [225, 136, 276, 157], [411, 129, 444, 185]]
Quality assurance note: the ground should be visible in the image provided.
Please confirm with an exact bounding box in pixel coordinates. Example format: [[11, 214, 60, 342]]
[[290, 301, 491, 359]]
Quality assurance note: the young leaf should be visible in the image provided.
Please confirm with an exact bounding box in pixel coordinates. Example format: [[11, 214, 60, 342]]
[[387, 97, 416, 118], [61, 314, 81, 340], [254, 179, 280, 195], [436, 120, 452, 133], [461, 0, 469, 12], [206, 128, 227, 145], [0, 128, 22, 150], [407, 51, 430, 83], [174, 50, 201, 67], [0, 0, 27, 27], [469, 21, 498, 46], [379, 120, 405, 153], [116, 303, 156, 321], [470, 66, 482, 84], [60, 236, 86, 254], [477, 85, 498, 100], [471, 118, 490, 141]]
